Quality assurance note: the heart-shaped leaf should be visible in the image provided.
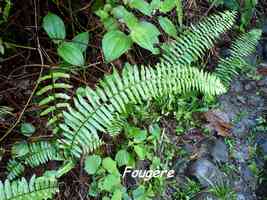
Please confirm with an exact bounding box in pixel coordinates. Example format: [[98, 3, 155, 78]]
[[42, 12, 66, 44], [115, 150, 131, 167], [158, 16, 177, 38], [102, 30, 132, 62], [72, 32, 89, 52], [160, 0, 176, 13], [84, 155, 102, 175], [130, 21, 160, 54], [129, 0, 152, 16], [20, 123, 36, 137], [57, 42, 84, 66]]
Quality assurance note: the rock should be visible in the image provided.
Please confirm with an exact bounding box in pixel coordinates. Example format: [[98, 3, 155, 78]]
[[256, 134, 267, 155], [233, 141, 250, 162], [236, 192, 256, 200], [187, 159, 226, 187], [232, 116, 258, 138], [198, 137, 228, 163], [244, 81, 257, 91], [230, 81, 243, 93]]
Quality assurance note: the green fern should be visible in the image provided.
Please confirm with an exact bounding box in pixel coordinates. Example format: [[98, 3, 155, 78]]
[[162, 10, 237, 66], [57, 11, 237, 158], [36, 71, 72, 134], [6, 160, 25, 180], [58, 65, 226, 158], [12, 141, 63, 168], [215, 29, 262, 86], [0, 175, 58, 200]]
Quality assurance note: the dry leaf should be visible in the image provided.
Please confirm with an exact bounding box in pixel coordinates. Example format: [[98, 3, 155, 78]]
[[204, 110, 233, 137]]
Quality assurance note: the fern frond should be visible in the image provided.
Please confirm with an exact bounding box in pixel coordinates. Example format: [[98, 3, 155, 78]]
[[215, 29, 262, 86], [12, 141, 63, 168], [162, 10, 237, 66], [0, 175, 58, 200], [24, 141, 63, 167], [37, 71, 72, 133], [6, 160, 25, 180], [58, 62, 226, 158]]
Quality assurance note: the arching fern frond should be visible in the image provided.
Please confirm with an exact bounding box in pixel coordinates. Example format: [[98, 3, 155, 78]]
[[0, 175, 58, 200], [6, 159, 25, 180], [36, 71, 72, 134], [12, 141, 63, 168], [162, 10, 237, 66], [58, 63, 226, 158], [215, 29, 262, 86]]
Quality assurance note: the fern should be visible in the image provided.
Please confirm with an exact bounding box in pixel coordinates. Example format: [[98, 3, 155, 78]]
[[57, 11, 237, 158], [215, 29, 262, 86], [12, 141, 63, 168], [6, 160, 25, 181], [162, 10, 237, 66], [58, 64, 226, 158], [36, 71, 72, 134], [0, 175, 58, 200]]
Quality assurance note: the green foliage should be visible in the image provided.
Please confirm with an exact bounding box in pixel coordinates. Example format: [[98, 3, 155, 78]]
[[102, 30, 132, 62], [20, 123, 36, 137], [11, 141, 62, 168], [96, 1, 181, 61], [42, 12, 66, 44], [58, 11, 236, 159], [0, 175, 58, 200], [37, 71, 72, 133], [84, 155, 102, 175], [0, 0, 12, 24], [0, 106, 13, 119], [57, 42, 85, 66], [42, 13, 89, 66], [115, 149, 131, 167], [162, 11, 236, 66], [130, 21, 160, 54], [158, 16, 177, 38], [215, 29, 262, 87], [6, 159, 25, 180], [208, 0, 257, 30]]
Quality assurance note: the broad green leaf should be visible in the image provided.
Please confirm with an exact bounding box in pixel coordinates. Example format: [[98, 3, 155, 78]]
[[158, 16, 177, 38], [134, 145, 146, 160], [112, 189, 122, 200], [127, 126, 147, 142], [72, 32, 89, 52], [42, 12, 66, 44], [102, 157, 120, 174], [12, 141, 29, 158], [95, 9, 119, 31], [133, 185, 146, 199], [129, 0, 152, 16], [130, 21, 160, 54], [150, 0, 161, 10], [99, 174, 121, 192], [112, 6, 138, 29], [84, 155, 102, 175], [102, 30, 132, 62], [115, 150, 131, 167], [160, 0, 176, 13], [20, 122, 36, 137], [57, 42, 84, 66]]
